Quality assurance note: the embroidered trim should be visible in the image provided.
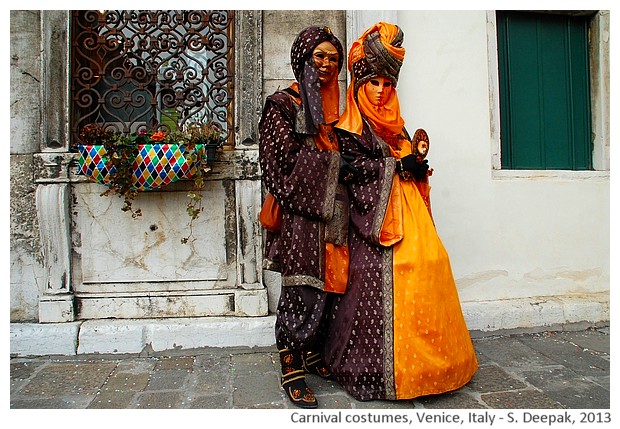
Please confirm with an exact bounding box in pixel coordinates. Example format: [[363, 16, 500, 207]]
[[321, 150, 340, 220], [371, 156, 397, 244], [279, 348, 318, 408], [283, 373, 306, 383], [303, 350, 332, 379], [282, 274, 324, 290], [285, 386, 317, 405], [382, 247, 396, 400], [324, 184, 349, 246]]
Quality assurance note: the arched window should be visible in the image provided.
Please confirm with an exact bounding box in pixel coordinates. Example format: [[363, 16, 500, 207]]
[[70, 10, 235, 147]]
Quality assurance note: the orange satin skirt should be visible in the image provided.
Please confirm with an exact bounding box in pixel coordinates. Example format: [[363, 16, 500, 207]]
[[383, 177, 478, 399]]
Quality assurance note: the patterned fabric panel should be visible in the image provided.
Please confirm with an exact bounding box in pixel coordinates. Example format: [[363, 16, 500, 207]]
[[77, 144, 202, 191]]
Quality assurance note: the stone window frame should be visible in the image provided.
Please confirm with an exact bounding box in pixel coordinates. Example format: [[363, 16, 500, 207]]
[[40, 10, 262, 154], [34, 10, 264, 322], [486, 10, 610, 181]]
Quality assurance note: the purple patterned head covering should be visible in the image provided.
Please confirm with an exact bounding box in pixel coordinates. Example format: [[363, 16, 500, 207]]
[[290, 26, 344, 133]]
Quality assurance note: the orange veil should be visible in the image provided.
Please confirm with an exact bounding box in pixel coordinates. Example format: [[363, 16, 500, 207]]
[[336, 22, 405, 136]]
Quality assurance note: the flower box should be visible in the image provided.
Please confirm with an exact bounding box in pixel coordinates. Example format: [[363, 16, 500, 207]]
[[75, 123, 223, 241], [77, 143, 207, 191]]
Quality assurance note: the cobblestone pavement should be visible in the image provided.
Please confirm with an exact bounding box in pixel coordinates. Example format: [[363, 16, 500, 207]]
[[10, 327, 610, 411]]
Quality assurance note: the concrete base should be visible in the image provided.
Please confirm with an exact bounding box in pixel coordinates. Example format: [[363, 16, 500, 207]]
[[10, 321, 81, 356], [77, 316, 277, 354], [10, 293, 610, 357]]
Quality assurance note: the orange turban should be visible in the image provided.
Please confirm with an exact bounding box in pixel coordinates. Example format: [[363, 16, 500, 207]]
[[336, 22, 406, 136]]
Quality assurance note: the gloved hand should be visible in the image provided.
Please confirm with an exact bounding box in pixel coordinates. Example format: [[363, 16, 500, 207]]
[[338, 154, 360, 184], [399, 155, 430, 181]]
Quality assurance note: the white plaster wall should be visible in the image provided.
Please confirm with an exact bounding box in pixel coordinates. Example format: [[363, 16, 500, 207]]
[[396, 11, 610, 305]]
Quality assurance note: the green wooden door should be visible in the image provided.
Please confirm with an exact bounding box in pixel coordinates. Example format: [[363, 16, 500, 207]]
[[497, 11, 592, 170]]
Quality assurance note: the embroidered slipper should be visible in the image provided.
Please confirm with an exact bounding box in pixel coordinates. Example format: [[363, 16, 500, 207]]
[[302, 350, 333, 379], [280, 349, 318, 408]]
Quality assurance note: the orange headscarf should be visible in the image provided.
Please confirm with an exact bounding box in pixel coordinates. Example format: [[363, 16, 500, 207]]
[[336, 22, 405, 136]]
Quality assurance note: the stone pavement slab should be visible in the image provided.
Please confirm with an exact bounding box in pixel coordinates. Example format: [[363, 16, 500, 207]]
[[10, 327, 610, 410]]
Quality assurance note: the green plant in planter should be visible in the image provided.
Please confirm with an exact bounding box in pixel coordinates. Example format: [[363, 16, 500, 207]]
[[172, 122, 225, 244], [78, 122, 224, 243]]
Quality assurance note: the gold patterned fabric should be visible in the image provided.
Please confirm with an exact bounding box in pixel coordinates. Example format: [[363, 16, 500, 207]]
[[389, 145, 477, 398], [324, 121, 478, 401]]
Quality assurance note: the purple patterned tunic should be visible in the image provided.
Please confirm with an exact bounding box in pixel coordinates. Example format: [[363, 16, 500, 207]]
[[259, 88, 343, 350], [322, 121, 396, 400]]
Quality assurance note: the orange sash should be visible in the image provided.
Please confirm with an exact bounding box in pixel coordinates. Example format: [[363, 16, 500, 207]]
[[379, 174, 404, 246], [259, 192, 282, 232], [324, 243, 349, 294]]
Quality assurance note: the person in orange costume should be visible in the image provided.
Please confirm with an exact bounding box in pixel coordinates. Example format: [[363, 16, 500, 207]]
[[323, 22, 478, 401]]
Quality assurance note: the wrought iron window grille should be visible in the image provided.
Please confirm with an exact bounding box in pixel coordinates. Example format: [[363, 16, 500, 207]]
[[70, 10, 235, 148]]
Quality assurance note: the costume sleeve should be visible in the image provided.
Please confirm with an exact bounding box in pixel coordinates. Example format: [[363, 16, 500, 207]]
[[259, 94, 340, 222], [338, 127, 398, 246]]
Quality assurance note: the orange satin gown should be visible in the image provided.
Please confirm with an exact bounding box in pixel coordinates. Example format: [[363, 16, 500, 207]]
[[381, 142, 478, 399]]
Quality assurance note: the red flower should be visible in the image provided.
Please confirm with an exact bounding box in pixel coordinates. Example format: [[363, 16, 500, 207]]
[[151, 131, 166, 141]]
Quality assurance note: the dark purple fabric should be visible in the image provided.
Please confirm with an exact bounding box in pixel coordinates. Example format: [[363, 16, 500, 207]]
[[259, 91, 340, 226], [259, 25, 344, 353], [290, 26, 344, 133], [323, 122, 397, 401], [259, 89, 341, 351], [275, 286, 332, 350]]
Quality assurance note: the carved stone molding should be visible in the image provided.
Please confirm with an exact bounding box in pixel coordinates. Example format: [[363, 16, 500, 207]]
[[235, 176, 263, 289], [41, 10, 70, 152], [35, 183, 74, 322], [234, 10, 262, 148]]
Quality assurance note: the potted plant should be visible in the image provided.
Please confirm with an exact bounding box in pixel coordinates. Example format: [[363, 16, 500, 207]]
[[77, 121, 224, 243]]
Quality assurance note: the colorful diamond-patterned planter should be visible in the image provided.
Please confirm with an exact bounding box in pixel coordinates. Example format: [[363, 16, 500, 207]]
[[77, 143, 205, 191]]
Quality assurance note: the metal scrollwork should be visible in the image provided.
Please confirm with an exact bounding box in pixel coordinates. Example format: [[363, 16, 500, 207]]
[[71, 10, 234, 147]]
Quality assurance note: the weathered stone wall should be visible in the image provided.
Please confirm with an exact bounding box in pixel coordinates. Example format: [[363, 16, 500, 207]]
[[262, 10, 346, 104], [10, 11, 44, 321]]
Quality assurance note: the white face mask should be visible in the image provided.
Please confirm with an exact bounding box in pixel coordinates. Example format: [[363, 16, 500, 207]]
[[363, 76, 393, 107]]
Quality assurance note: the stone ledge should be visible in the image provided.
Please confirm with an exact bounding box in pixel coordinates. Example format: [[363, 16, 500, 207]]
[[462, 292, 610, 332], [9, 316, 277, 357], [10, 293, 610, 356], [77, 316, 277, 354], [10, 321, 81, 356]]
